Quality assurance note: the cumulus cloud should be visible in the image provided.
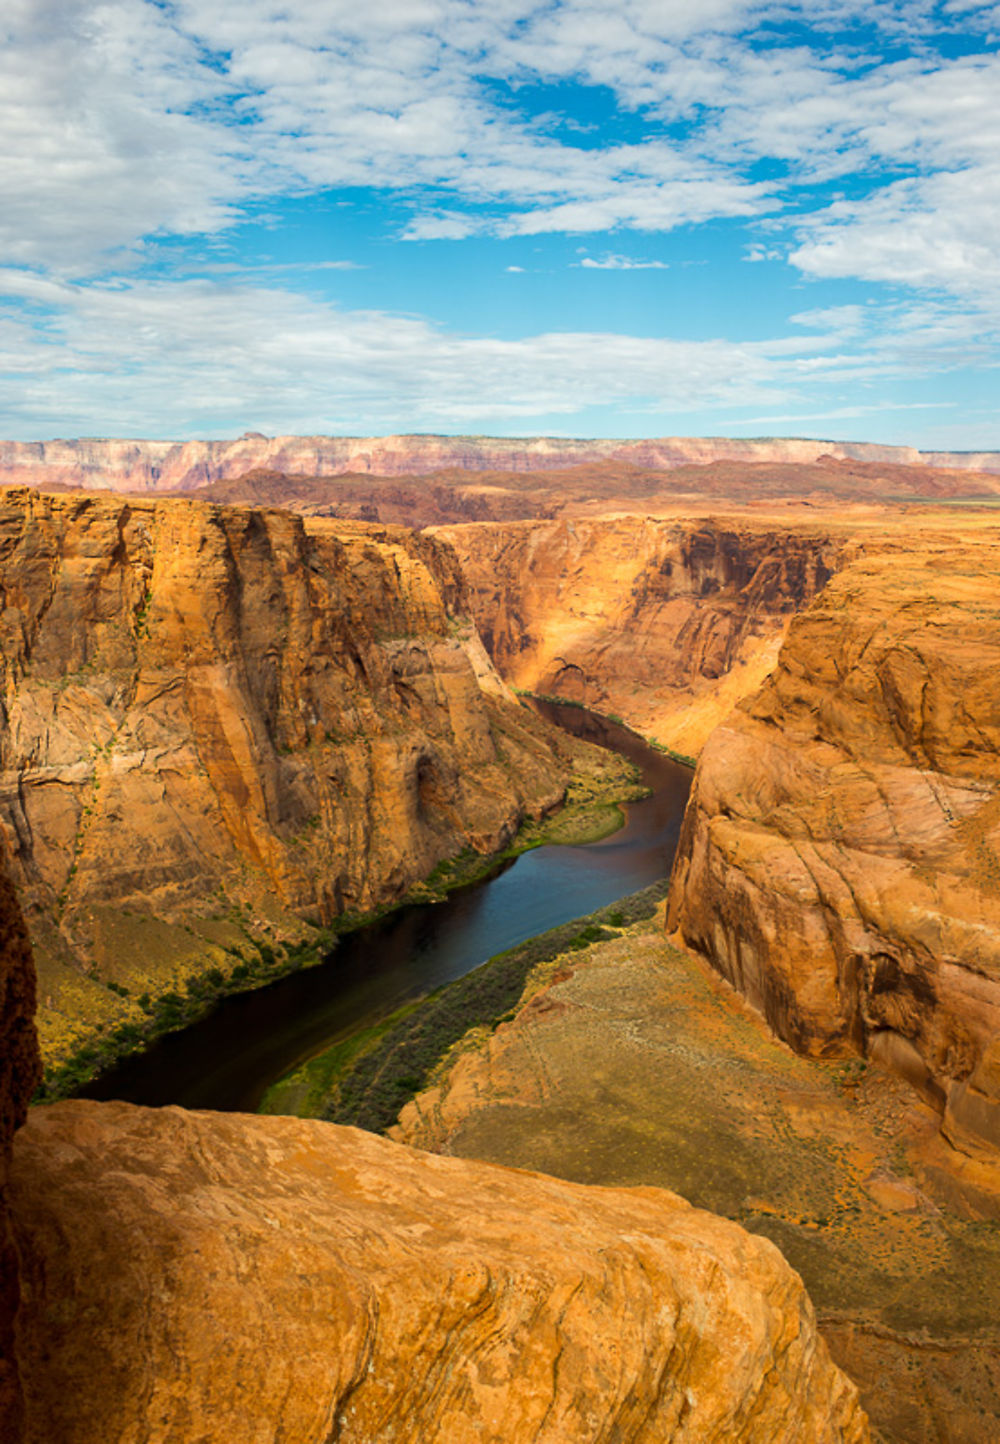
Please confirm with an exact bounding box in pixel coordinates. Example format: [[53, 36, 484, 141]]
[[4, 0, 996, 281], [2, 0, 999, 438], [790, 167, 1000, 303]]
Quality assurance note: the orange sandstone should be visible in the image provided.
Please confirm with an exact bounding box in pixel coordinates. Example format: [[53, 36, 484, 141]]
[[667, 536, 1000, 1158], [9, 1098, 870, 1444]]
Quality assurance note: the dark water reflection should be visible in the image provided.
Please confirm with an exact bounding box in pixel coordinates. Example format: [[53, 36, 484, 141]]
[[81, 705, 692, 1113]]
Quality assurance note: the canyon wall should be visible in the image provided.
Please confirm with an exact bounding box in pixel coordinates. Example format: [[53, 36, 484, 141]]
[[0, 490, 591, 1066], [1, 432, 999, 494], [437, 516, 841, 756], [666, 536, 1000, 1157]]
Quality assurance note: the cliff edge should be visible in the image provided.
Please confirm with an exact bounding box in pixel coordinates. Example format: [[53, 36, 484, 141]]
[[437, 516, 840, 756], [0, 490, 595, 1069], [0, 848, 40, 1439], [0, 835, 869, 1443], [9, 1098, 869, 1444], [667, 535, 1000, 1161]]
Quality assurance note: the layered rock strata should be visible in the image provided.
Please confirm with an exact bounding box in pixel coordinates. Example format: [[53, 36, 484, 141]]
[[0, 490, 590, 1064], [437, 516, 840, 755], [666, 537, 1000, 1157], [9, 1098, 869, 1444], [1, 432, 998, 494]]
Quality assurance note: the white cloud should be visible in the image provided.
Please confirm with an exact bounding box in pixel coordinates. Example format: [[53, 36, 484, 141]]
[[0, 271, 846, 433], [789, 304, 866, 335], [2, 0, 999, 442], [7, 0, 996, 280], [577, 255, 668, 269], [0, 270, 978, 438], [790, 167, 1000, 303]]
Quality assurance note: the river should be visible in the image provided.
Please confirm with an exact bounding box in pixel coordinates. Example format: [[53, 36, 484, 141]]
[[81, 705, 692, 1113]]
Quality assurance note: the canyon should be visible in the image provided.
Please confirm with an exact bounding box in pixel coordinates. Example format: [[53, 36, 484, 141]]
[[0, 489, 632, 1073], [5, 440, 1000, 1440], [436, 515, 841, 756], [392, 907, 1000, 1444], [0, 810, 869, 1441], [666, 533, 1000, 1165]]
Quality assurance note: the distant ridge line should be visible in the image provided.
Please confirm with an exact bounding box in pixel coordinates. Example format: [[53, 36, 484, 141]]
[[1, 432, 999, 494]]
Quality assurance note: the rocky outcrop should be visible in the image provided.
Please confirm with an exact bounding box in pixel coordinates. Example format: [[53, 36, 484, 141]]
[[666, 537, 1000, 1156], [0, 846, 41, 1440], [1, 433, 999, 494], [0, 490, 594, 1065], [9, 1098, 869, 1444], [392, 918, 1000, 1444], [437, 516, 840, 755]]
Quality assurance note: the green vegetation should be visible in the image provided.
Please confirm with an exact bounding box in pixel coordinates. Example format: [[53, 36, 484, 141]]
[[40, 701, 648, 1101], [265, 881, 668, 1133], [259, 1000, 426, 1118], [648, 738, 697, 768], [35, 936, 329, 1102]]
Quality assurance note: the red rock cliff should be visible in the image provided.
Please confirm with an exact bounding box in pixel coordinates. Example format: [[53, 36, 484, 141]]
[[667, 536, 1000, 1156], [0, 848, 40, 1440], [0, 830, 869, 1443], [436, 515, 841, 755], [9, 1099, 870, 1443], [0, 491, 584, 1066]]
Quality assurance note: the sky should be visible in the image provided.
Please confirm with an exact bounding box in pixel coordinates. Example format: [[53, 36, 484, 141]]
[[1, 0, 998, 447]]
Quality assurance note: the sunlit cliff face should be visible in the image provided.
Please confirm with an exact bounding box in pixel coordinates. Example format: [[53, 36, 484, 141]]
[[668, 535, 1000, 1160], [0, 489, 582, 1067], [438, 514, 840, 756]]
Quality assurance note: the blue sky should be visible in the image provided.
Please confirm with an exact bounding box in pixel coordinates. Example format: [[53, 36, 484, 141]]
[[1, 0, 998, 447]]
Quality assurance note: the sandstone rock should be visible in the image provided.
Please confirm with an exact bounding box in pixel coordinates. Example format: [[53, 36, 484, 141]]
[[667, 537, 1000, 1146], [0, 847, 41, 1441], [9, 1099, 870, 1444], [0, 433, 998, 494], [0, 490, 593, 1065], [437, 515, 840, 755]]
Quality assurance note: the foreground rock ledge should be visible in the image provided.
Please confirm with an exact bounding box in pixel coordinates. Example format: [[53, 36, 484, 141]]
[[10, 1101, 868, 1443]]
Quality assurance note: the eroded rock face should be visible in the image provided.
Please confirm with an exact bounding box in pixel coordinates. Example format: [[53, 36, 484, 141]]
[[0, 490, 581, 1063], [667, 538, 1000, 1153], [9, 1099, 869, 1444], [437, 516, 840, 755], [1, 432, 999, 494], [0, 848, 41, 1440]]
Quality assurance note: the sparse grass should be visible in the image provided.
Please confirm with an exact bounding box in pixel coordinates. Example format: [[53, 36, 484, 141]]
[[648, 738, 697, 768], [295, 881, 668, 1133]]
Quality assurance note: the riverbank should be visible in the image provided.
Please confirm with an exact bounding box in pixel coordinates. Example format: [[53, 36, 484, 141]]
[[259, 881, 669, 1122], [517, 690, 697, 768], [44, 724, 646, 1104]]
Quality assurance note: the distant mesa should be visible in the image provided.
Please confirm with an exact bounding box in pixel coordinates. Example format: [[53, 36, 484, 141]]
[[0, 432, 999, 498]]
